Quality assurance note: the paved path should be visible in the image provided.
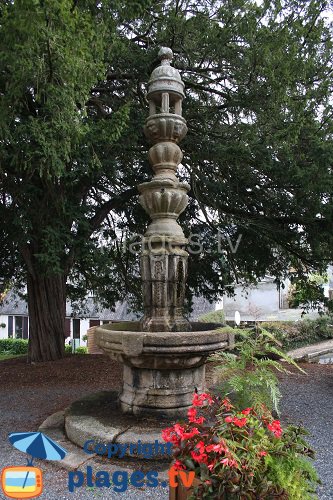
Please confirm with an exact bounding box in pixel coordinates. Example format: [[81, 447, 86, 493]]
[[225, 309, 319, 322], [287, 339, 333, 361]]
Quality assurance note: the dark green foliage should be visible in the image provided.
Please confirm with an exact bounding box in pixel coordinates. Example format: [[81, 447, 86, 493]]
[[75, 346, 88, 354], [210, 328, 304, 413], [198, 309, 225, 324], [262, 316, 333, 349], [0, 0, 332, 359], [64, 344, 88, 354], [0, 338, 28, 355]]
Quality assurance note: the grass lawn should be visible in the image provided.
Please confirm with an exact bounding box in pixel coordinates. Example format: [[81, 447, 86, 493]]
[[0, 353, 26, 361]]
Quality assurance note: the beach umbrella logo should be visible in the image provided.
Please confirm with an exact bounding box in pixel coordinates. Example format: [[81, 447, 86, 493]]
[[1, 432, 67, 499], [8, 432, 67, 464]]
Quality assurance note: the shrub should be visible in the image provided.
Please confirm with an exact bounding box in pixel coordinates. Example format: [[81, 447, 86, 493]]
[[75, 346, 87, 354], [0, 338, 28, 355], [64, 345, 87, 354], [199, 309, 225, 325], [262, 316, 333, 350], [163, 393, 319, 499]]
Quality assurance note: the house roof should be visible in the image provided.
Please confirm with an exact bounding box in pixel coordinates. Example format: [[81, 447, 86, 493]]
[[0, 290, 28, 315], [0, 290, 215, 321]]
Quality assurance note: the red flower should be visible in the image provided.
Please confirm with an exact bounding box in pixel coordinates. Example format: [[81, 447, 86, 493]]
[[267, 420, 282, 438], [191, 450, 208, 463], [258, 451, 267, 457], [206, 442, 228, 454], [161, 427, 180, 446], [241, 407, 252, 416], [221, 457, 238, 468], [174, 423, 185, 436], [207, 460, 217, 471], [222, 398, 233, 411], [173, 460, 186, 471], [225, 415, 247, 427], [196, 441, 206, 453], [233, 417, 247, 428], [182, 427, 200, 439], [192, 392, 214, 407], [187, 407, 205, 424]]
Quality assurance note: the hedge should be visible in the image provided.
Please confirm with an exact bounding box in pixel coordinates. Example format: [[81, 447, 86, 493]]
[[0, 338, 28, 355], [261, 316, 333, 350], [198, 309, 225, 325]]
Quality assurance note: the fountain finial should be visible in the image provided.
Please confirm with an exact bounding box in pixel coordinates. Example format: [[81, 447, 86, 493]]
[[158, 46, 173, 63]]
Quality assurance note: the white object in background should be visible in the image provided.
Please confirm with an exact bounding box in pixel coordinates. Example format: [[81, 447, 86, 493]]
[[234, 311, 241, 326]]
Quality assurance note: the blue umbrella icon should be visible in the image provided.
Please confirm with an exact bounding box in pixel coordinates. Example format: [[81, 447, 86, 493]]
[[8, 432, 67, 489], [9, 432, 67, 463]]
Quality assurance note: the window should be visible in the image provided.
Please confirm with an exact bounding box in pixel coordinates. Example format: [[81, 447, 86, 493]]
[[8, 316, 13, 338], [15, 317, 23, 339], [72, 319, 80, 339], [22, 317, 28, 339], [65, 319, 71, 338], [8, 316, 29, 339]]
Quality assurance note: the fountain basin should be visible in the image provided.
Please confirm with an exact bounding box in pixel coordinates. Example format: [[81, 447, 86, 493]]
[[95, 321, 234, 417]]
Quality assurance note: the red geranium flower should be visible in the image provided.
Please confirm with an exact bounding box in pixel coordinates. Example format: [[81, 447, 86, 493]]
[[191, 450, 208, 463], [192, 392, 214, 407], [222, 398, 233, 411], [206, 441, 228, 454], [267, 420, 282, 438], [188, 407, 205, 424], [173, 460, 186, 471], [233, 417, 247, 428]]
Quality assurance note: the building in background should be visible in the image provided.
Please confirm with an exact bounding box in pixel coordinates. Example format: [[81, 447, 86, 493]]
[[0, 291, 215, 345]]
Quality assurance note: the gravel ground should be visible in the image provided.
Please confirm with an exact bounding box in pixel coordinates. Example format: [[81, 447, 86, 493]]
[[279, 363, 333, 500], [0, 355, 167, 499], [0, 355, 332, 499]]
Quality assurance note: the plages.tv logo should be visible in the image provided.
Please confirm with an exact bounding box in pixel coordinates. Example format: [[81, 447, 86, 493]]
[[1, 431, 67, 499]]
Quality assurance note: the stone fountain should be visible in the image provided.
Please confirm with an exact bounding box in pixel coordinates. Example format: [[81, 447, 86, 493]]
[[64, 48, 233, 455], [93, 47, 233, 417]]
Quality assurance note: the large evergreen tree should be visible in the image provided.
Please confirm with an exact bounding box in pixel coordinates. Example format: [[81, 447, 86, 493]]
[[0, 0, 332, 361]]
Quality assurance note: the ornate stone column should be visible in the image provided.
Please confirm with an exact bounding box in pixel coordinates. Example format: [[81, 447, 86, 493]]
[[92, 47, 234, 418], [139, 47, 191, 332]]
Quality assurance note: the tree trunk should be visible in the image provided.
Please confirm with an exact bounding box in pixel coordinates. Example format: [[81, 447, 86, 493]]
[[27, 273, 66, 362]]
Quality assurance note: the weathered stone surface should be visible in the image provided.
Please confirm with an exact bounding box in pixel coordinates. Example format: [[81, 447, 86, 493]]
[[64, 391, 175, 459], [119, 364, 205, 416], [39, 410, 65, 430], [95, 322, 232, 416], [148, 142, 183, 179], [89, 49, 234, 420], [140, 47, 190, 333], [65, 392, 127, 448]]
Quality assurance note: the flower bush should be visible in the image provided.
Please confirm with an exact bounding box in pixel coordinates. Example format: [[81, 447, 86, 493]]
[[163, 393, 319, 499]]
